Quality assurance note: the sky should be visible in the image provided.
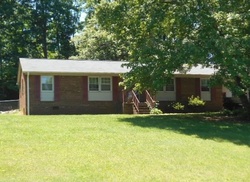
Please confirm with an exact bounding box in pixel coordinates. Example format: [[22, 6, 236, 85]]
[[80, 12, 87, 22]]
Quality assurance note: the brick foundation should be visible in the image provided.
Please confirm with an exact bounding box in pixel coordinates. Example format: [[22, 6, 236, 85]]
[[30, 101, 122, 115]]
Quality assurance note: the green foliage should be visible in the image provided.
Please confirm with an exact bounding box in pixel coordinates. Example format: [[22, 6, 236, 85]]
[[0, 0, 80, 99], [221, 109, 248, 119], [71, 16, 128, 60], [188, 95, 205, 107], [72, 0, 129, 61], [90, 0, 250, 115], [27, 0, 80, 59], [172, 102, 185, 111], [222, 109, 238, 116], [150, 108, 163, 114]]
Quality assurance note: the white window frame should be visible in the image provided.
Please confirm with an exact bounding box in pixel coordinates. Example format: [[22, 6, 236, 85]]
[[41, 76, 54, 101], [88, 77, 112, 92], [88, 76, 112, 101], [200, 78, 211, 101]]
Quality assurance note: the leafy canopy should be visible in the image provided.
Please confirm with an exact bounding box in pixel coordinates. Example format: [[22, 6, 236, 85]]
[[0, 0, 80, 99], [92, 0, 250, 112]]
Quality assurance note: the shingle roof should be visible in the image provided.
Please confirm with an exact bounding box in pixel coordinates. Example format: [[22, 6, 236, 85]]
[[19, 58, 216, 76], [175, 64, 217, 75], [19, 58, 130, 74]]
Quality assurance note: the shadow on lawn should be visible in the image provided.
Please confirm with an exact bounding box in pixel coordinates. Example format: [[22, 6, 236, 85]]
[[119, 114, 250, 147]]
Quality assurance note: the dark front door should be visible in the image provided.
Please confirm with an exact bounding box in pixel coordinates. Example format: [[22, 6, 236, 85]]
[[138, 91, 146, 102]]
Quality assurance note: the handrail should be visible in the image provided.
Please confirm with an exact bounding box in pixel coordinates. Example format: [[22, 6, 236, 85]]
[[132, 90, 140, 113], [122, 90, 125, 103], [145, 90, 156, 109]]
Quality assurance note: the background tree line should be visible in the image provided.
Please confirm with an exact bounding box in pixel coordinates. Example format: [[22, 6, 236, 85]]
[[0, 0, 80, 99]]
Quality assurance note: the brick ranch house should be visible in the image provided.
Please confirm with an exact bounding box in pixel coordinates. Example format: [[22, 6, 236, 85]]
[[17, 58, 226, 115]]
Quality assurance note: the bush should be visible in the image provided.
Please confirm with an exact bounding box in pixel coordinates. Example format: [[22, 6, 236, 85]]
[[223, 97, 242, 110], [188, 95, 205, 107], [222, 109, 245, 116], [172, 102, 185, 111], [150, 108, 163, 114]]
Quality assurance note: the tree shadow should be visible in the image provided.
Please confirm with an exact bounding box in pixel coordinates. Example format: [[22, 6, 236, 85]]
[[119, 114, 250, 147]]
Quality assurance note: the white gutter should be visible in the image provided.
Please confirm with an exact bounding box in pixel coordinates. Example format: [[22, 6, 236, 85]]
[[27, 72, 30, 115]]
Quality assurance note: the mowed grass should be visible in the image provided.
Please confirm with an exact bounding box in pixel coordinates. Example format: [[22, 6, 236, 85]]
[[0, 114, 249, 182]]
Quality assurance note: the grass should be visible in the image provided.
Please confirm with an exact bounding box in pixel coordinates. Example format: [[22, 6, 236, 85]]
[[0, 113, 249, 181]]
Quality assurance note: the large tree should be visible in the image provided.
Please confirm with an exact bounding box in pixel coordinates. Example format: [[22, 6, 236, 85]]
[[93, 0, 250, 114], [0, 0, 80, 100], [71, 16, 128, 60], [71, 0, 128, 60], [29, 0, 80, 58], [0, 0, 30, 99]]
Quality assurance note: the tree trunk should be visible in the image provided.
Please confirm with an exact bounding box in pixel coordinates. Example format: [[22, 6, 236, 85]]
[[41, 15, 48, 58], [235, 76, 250, 118], [41, 0, 48, 58], [42, 25, 47, 58]]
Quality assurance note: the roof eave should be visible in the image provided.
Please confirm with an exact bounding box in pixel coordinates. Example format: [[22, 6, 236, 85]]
[[174, 73, 213, 78], [21, 71, 127, 76]]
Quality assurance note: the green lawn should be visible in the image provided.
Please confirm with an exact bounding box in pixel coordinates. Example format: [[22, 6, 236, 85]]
[[0, 114, 249, 181]]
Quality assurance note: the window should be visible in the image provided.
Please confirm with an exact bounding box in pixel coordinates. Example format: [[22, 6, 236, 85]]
[[158, 79, 175, 92], [89, 77, 111, 91], [156, 78, 176, 101], [89, 77, 99, 91], [41, 76, 54, 101], [101, 78, 111, 91], [201, 79, 210, 91], [200, 78, 211, 101], [41, 76, 53, 91], [88, 77, 112, 101], [166, 79, 175, 91]]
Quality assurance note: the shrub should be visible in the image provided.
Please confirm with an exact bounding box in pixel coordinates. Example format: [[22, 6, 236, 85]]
[[222, 109, 245, 116], [188, 95, 205, 107], [172, 102, 185, 111], [150, 108, 163, 114]]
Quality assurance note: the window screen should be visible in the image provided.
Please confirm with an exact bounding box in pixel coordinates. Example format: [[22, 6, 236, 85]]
[[201, 79, 210, 91], [101, 78, 111, 91], [89, 77, 99, 91], [41, 76, 53, 91]]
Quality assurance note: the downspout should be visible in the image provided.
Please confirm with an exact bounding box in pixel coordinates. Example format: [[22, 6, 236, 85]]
[[27, 72, 30, 115]]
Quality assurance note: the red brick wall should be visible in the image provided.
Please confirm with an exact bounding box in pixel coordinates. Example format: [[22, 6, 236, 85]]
[[82, 76, 88, 103], [27, 75, 122, 115], [176, 78, 181, 100], [207, 85, 223, 111]]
